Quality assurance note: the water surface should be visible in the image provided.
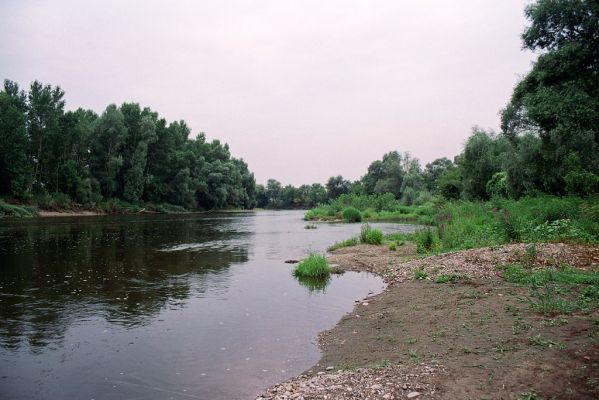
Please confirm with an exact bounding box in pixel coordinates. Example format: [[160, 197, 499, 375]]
[[0, 211, 419, 399]]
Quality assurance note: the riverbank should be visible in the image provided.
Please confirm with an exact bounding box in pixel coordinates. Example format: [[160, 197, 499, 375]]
[[258, 243, 599, 399]]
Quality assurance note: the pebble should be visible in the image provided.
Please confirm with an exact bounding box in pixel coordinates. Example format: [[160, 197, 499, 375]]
[[407, 392, 421, 398]]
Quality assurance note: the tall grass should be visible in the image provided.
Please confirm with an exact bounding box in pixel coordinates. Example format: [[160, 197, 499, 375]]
[[435, 196, 599, 252], [293, 253, 331, 277]]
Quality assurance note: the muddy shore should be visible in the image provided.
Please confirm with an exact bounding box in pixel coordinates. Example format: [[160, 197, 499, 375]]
[[258, 243, 599, 399]]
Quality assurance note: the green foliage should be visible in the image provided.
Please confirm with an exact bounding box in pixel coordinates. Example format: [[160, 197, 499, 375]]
[[0, 199, 37, 217], [416, 229, 438, 253], [360, 224, 383, 245], [501, 0, 599, 195], [342, 206, 362, 222], [413, 267, 428, 280], [304, 193, 436, 224], [433, 196, 599, 253], [327, 237, 358, 251], [501, 264, 599, 286], [388, 242, 397, 251], [0, 79, 257, 213], [293, 253, 331, 278]]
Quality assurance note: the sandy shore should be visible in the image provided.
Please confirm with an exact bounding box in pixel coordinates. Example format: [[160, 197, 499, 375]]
[[38, 210, 106, 217], [257, 243, 599, 399]]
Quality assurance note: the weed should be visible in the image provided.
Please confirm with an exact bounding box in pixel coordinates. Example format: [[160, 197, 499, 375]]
[[435, 274, 470, 284], [512, 317, 532, 334], [528, 334, 566, 349], [360, 224, 383, 245], [518, 391, 542, 400], [293, 253, 331, 278], [413, 267, 428, 280], [327, 237, 358, 251], [388, 242, 397, 251], [304, 224, 317, 229], [542, 317, 568, 327], [416, 229, 438, 253], [406, 337, 418, 344], [528, 285, 575, 315]]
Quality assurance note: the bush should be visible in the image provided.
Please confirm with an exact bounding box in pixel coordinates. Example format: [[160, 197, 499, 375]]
[[416, 229, 438, 253], [293, 253, 331, 277], [342, 207, 362, 222], [360, 224, 383, 245]]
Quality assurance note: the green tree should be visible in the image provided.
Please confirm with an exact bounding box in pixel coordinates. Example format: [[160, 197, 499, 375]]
[[501, 0, 599, 194], [0, 81, 31, 197]]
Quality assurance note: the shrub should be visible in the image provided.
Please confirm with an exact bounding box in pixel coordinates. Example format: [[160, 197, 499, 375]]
[[293, 253, 331, 277], [360, 224, 383, 245], [416, 229, 438, 253], [342, 207, 362, 222]]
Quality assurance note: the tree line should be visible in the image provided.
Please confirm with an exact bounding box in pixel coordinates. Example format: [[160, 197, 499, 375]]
[[267, 0, 599, 207], [1, 0, 597, 212], [0, 81, 256, 210]]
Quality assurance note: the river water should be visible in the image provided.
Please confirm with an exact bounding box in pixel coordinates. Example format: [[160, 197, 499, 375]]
[[0, 211, 420, 399]]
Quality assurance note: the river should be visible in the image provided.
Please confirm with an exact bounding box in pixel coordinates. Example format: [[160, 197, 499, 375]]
[[0, 211, 420, 399]]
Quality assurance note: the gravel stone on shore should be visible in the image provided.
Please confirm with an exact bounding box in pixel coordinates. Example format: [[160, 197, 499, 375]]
[[257, 364, 444, 400]]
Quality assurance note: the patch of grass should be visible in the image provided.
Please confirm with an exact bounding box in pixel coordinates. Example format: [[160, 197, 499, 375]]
[[435, 274, 471, 284], [512, 317, 532, 334], [360, 224, 383, 245], [327, 237, 358, 252], [304, 224, 317, 229], [342, 207, 362, 223], [518, 391, 542, 400], [388, 242, 397, 251], [528, 285, 576, 315], [413, 267, 428, 280], [502, 264, 599, 286], [293, 253, 331, 278], [528, 334, 566, 349]]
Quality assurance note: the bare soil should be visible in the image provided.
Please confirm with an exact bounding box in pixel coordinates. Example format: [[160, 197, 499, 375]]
[[258, 243, 599, 400]]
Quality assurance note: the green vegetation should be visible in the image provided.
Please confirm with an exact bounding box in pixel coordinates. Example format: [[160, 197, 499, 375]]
[[0, 199, 38, 217], [293, 253, 331, 278], [360, 224, 383, 245], [499, 263, 599, 315], [305, 193, 436, 224], [0, 80, 256, 212], [388, 242, 397, 251], [342, 206, 362, 222], [432, 196, 599, 253], [327, 237, 359, 252]]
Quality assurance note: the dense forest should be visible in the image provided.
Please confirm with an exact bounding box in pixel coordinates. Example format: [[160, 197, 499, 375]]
[[1, 0, 597, 215], [0, 81, 257, 211]]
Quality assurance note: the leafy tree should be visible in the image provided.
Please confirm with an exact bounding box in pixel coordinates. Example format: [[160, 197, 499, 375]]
[[326, 175, 351, 200], [501, 0, 599, 194], [0, 81, 31, 197]]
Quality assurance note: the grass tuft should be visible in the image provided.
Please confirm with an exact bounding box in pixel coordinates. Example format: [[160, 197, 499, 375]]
[[293, 253, 331, 278]]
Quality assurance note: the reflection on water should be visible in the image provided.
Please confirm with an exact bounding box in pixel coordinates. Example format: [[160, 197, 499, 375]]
[[294, 275, 332, 293], [0, 211, 419, 399]]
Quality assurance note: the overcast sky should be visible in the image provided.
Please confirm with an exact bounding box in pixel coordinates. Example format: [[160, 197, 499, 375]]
[[1, 0, 535, 186]]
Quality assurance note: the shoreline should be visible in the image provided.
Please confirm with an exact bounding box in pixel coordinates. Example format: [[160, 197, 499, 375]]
[[258, 243, 599, 399]]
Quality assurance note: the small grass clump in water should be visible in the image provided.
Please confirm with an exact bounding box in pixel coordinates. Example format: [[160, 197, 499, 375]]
[[360, 224, 383, 245], [293, 253, 331, 278], [342, 207, 362, 223]]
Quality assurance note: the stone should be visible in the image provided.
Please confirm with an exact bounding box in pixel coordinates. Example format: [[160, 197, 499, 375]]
[[407, 391, 421, 398]]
